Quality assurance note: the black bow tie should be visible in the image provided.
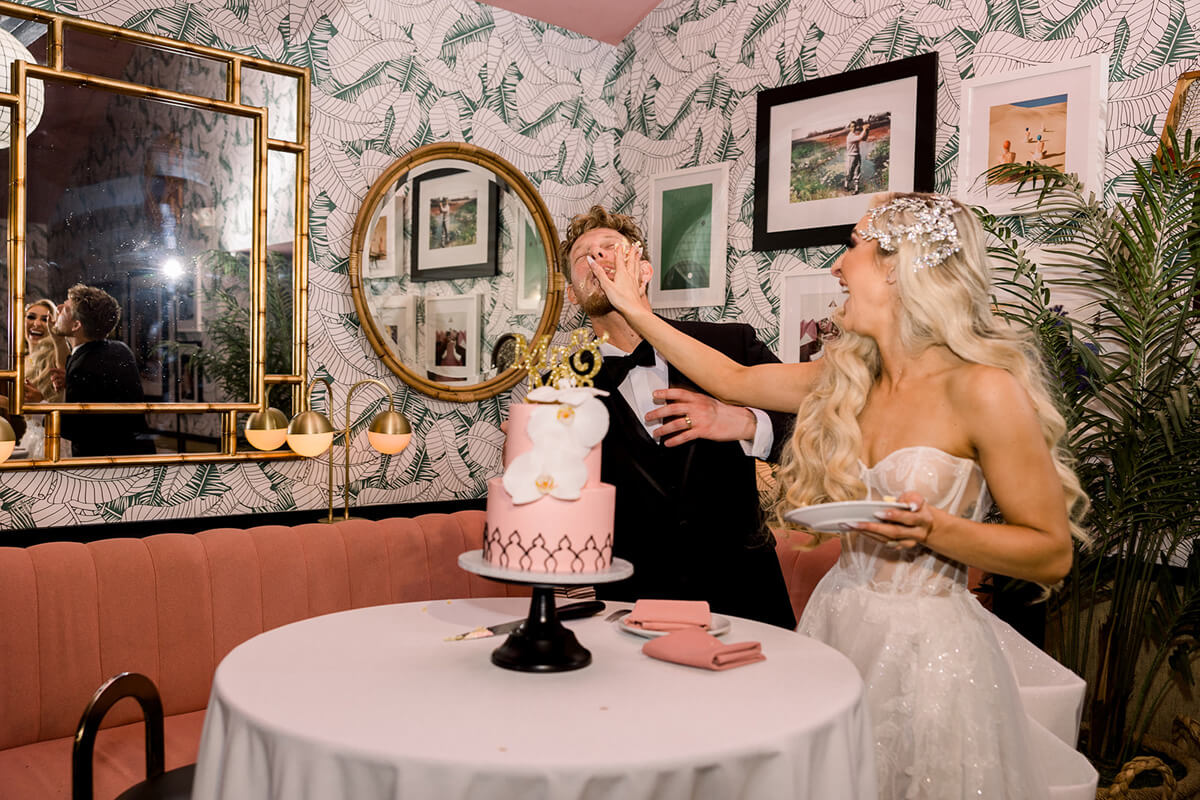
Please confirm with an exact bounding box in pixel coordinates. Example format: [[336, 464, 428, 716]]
[[601, 339, 656, 385]]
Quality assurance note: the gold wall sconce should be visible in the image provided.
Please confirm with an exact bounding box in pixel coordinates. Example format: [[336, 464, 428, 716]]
[[245, 378, 412, 522]]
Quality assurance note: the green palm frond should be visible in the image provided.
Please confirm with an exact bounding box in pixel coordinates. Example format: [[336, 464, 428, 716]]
[[868, 17, 925, 62], [984, 0, 1047, 39], [281, 15, 335, 88], [739, 0, 789, 64], [1131, 8, 1200, 78], [983, 127, 1200, 768], [777, 23, 822, 85], [440, 11, 495, 68], [1042, 0, 1104, 40]]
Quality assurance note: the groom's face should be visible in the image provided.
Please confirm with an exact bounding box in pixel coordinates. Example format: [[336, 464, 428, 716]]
[[566, 227, 627, 316]]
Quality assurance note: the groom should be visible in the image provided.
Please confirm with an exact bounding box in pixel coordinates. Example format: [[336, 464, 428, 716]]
[[560, 205, 796, 629]]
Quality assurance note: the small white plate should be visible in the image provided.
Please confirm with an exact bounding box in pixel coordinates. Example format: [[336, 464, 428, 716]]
[[783, 500, 910, 533], [619, 614, 732, 639]]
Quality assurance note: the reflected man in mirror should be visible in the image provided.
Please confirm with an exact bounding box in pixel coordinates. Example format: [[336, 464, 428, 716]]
[[49, 284, 155, 457], [559, 205, 796, 628]]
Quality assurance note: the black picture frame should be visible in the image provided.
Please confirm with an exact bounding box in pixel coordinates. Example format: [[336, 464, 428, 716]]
[[753, 52, 938, 250], [410, 167, 499, 281]]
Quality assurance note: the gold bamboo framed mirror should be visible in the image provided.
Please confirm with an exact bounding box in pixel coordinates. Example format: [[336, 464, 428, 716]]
[[0, 1, 309, 468], [349, 142, 564, 402]]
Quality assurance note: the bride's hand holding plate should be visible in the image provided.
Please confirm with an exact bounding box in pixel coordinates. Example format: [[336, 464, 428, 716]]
[[852, 491, 934, 550]]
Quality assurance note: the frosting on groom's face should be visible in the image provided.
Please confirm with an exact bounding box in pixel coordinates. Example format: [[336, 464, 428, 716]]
[[567, 227, 630, 316]]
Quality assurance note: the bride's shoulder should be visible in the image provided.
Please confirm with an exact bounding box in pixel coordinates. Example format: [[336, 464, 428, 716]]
[[947, 364, 1031, 412]]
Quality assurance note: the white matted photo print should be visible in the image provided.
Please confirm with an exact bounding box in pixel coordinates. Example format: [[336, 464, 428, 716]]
[[364, 191, 398, 278], [958, 53, 1107, 215], [780, 270, 842, 363], [423, 293, 480, 383], [648, 162, 729, 308], [381, 295, 415, 362]]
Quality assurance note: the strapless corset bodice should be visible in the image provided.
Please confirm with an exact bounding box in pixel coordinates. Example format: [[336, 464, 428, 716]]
[[843, 445, 991, 595]]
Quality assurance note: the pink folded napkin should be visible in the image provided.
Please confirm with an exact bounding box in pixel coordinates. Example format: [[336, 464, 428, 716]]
[[624, 599, 711, 631], [642, 628, 765, 671]]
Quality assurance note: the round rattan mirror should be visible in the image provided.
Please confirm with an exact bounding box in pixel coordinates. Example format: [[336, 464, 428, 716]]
[[349, 143, 563, 402]]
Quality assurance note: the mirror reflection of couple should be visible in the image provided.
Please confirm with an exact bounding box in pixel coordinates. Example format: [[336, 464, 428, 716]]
[[557, 196, 1087, 798], [19, 284, 152, 459], [435, 318, 467, 367]]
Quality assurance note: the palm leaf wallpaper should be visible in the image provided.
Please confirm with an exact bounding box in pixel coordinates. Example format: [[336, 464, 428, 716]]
[[2, 0, 1197, 530]]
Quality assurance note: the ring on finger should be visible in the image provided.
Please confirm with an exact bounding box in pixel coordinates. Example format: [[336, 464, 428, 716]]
[[684, 414, 693, 429]]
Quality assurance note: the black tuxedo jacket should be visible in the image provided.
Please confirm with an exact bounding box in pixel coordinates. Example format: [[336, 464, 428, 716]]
[[593, 318, 797, 629], [61, 340, 154, 457]]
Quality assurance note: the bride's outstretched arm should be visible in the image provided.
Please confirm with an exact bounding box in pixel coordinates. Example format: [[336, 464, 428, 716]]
[[591, 241, 820, 414]]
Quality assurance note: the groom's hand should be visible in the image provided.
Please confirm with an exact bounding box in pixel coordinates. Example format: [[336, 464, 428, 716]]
[[645, 388, 755, 447]]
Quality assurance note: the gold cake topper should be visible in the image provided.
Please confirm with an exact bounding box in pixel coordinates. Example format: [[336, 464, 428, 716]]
[[512, 328, 608, 389]]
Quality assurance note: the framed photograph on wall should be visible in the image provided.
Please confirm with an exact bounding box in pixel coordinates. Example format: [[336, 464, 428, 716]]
[[648, 162, 729, 308], [423, 293, 481, 383], [381, 294, 416, 362], [515, 211, 547, 313], [958, 53, 1107, 215], [364, 192, 397, 279], [753, 52, 938, 250], [411, 168, 499, 281], [779, 270, 843, 363]]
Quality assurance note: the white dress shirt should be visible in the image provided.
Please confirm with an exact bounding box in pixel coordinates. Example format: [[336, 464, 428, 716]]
[[599, 341, 773, 458]]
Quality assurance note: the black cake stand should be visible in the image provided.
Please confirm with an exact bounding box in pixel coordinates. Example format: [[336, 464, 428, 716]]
[[457, 550, 634, 673]]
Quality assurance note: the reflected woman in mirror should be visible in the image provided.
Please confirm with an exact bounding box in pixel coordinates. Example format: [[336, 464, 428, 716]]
[[592, 192, 1090, 798], [21, 299, 71, 459]]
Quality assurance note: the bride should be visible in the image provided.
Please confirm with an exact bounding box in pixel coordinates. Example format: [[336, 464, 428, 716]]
[[588, 193, 1090, 799]]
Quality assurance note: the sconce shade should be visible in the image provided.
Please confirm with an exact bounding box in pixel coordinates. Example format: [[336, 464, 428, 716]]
[[0, 28, 45, 149], [287, 410, 334, 457], [366, 410, 412, 455], [0, 416, 15, 463], [244, 408, 289, 451]]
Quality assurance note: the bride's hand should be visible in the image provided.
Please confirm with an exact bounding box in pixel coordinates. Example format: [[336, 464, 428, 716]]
[[850, 491, 935, 549], [589, 240, 647, 315]]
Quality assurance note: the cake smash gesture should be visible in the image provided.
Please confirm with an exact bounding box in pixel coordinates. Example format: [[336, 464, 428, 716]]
[[591, 192, 1092, 799]]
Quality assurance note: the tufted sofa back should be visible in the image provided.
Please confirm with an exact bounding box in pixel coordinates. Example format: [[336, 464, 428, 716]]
[[0, 511, 523, 750]]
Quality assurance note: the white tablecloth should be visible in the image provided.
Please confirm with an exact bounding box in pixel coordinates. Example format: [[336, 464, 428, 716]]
[[192, 598, 876, 800]]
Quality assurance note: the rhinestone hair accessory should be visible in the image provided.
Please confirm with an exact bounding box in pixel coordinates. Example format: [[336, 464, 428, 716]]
[[857, 195, 963, 270]]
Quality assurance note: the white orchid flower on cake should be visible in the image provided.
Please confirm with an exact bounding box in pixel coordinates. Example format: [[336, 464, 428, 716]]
[[525, 385, 609, 450], [502, 385, 610, 505], [502, 447, 590, 504]]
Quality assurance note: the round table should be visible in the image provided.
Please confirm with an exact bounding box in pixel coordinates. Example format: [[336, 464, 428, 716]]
[[192, 598, 876, 800]]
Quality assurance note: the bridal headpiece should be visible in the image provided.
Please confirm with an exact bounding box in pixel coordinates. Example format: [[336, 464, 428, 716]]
[[856, 194, 963, 270]]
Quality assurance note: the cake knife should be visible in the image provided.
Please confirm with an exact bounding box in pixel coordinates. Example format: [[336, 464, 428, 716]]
[[446, 600, 605, 641]]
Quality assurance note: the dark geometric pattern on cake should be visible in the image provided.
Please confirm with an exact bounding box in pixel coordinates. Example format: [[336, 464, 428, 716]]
[[483, 524, 613, 572]]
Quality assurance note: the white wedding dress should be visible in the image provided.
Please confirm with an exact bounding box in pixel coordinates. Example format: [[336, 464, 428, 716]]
[[798, 446, 1096, 800]]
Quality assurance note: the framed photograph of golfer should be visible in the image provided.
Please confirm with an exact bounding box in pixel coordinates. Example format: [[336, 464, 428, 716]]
[[959, 53, 1107, 215], [779, 270, 843, 364], [648, 162, 729, 308], [423, 294, 480, 383], [753, 52, 937, 250], [410, 168, 499, 281]]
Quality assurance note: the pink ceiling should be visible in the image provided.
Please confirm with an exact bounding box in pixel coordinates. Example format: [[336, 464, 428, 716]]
[[477, 0, 662, 45]]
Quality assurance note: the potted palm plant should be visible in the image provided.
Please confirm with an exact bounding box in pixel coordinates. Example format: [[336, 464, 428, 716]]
[[980, 129, 1200, 779]]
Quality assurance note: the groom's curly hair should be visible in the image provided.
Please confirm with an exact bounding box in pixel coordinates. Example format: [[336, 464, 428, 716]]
[[559, 205, 650, 279]]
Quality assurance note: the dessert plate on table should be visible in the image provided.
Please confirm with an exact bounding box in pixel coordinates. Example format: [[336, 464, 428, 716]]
[[619, 614, 732, 639], [783, 500, 911, 533]]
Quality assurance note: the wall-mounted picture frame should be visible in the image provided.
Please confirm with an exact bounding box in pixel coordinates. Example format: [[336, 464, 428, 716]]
[[515, 211, 547, 314], [958, 53, 1107, 216], [648, 162, 729, 308], [779, 270, 843, 364], [424, 293, 481, 383], [381, 294, 416, 362], [411, 168, 499, 282], [364, 191, 397, 279], [753, 52, 938, 250]]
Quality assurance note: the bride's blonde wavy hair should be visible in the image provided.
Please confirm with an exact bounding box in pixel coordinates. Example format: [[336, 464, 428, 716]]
[[772, 192, 1090, 547]]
